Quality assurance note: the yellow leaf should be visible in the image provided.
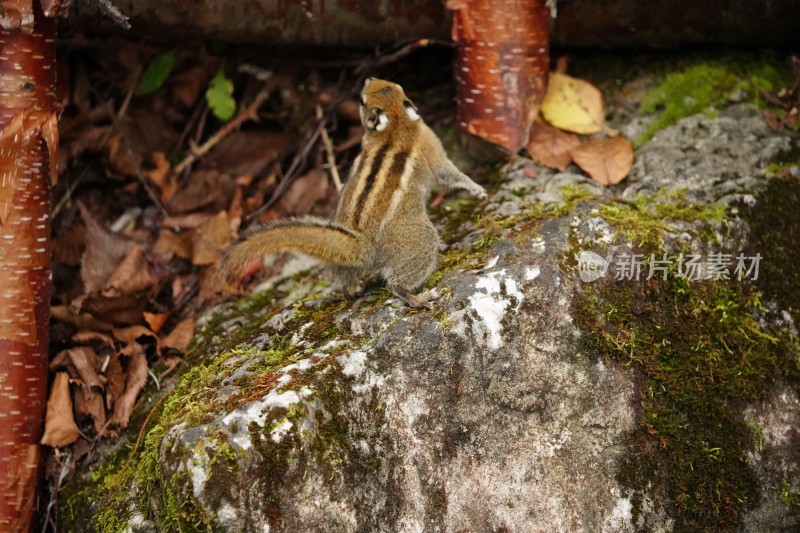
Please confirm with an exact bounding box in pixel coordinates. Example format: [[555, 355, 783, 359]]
[[540, 72, 605, 135]]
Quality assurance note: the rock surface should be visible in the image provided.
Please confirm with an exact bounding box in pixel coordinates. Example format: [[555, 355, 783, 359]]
[[67, 106, 799, 532]]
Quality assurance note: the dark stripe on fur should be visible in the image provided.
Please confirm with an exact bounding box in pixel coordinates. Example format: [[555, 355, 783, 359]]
[[354, 143, 390, 227], [378, 150, 409, 211], [338, 154, 368, 220], [241, 219, 358, 240]]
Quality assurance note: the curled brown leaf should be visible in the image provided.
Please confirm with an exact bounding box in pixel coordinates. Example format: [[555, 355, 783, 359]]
[[40, 373, 81, 448], [525, 121, 581, 171], [570, 137, 634, 186]]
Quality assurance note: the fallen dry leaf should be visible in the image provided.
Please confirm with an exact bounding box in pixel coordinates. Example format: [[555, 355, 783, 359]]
[[144, 152, 177, 203], [41, 373, 81, 447], [103, 245, 158, 295], [51, 305, 114, 332], [190, 209, 232, 266], [107, 131, 142, 177], [113, 324, 158, 346], [570, 137, 634, 186], [107, 111, 179, 178], [78, 203, 135, 294], [244, 169, 279, 213], [171, 65, 215, 107], [158, 355, 183, 380], [153, 229, 193, 262], [199, 210, 232, 248], [167, 170, 236, 214], [110, 350, 149, 429], [50, 347, 104, 398], [104, 353, 125, 412], [764, 109, 782, 131], [228, 186, 244, 238], [73, 383, 107, 433], [71, 330, 116, 348], [540, 72, 605, 135], [161, 317, 195, 353], [525, 121, 581, 171], [77, 291, 154, 326], [190, 232, 223, 266], [59, 125, 111, 171], [171, 273, 199, 308], [202, 131, 295, 179], [278, 168, 331, 216], [144, 311, 169, 333]]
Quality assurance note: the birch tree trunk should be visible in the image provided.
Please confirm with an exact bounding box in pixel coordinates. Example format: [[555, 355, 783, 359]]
[[450, 0, 550, 153], [0, 1, 58, 530]]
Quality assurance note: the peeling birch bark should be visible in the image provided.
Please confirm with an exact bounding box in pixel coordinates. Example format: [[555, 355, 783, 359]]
[[0, 0, 57, 530], [450, 0, 550, 153]]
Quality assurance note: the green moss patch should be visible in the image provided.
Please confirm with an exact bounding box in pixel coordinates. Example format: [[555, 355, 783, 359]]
[[574, 176, 800, 530], [60, 280, 362, 532], [637, 52, 790, 145]]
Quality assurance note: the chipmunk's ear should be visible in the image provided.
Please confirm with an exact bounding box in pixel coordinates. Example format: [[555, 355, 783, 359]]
[[365, 108, 389, 131], [403, 99, 420, 121]]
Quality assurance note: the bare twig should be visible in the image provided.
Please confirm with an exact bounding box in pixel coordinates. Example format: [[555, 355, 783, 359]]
[[117, 393, 167, 477], [316, 103, 342, 191], [135, 166, 169, 216], [171, 101, 207, 161], [248, 122, 324, 220], [174, 84, 273, 175], [760, 90, 792, 110], [194, 106, 210, 146], [251, 75, 368, 220]]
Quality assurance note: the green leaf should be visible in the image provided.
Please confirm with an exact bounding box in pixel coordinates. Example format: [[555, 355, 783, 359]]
[[138, 50, 176, 95], [205, 69, 236, 121]]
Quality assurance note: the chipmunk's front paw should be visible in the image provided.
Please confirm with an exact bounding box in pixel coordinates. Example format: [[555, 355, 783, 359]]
[[389, 285, 438, 310]]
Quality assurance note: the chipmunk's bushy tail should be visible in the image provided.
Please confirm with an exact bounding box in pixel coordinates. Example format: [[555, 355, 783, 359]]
[[218, 219, 365, 283]]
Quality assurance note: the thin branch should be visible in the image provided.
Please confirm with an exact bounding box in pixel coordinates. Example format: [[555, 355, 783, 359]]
[[316, 103, 342, 192], [251, 74, 368, 220], [117, 394, 166, 477], [173, 84, 273, 175], [134, 166, 168, 217], [248, 122, 323, 220], [171, 100, 206, 161]]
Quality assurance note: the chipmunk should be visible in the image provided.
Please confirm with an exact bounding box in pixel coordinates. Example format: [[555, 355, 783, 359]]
[[219, 78, 487, 307]]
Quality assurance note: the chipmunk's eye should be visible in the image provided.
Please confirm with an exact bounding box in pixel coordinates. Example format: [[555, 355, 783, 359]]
[[365, 108, 389, 131]]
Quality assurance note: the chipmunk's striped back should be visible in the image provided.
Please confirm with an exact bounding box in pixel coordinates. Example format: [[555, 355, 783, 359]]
[[218, 78, 487, 308], [334, 78, 431, 242], [335, 132, 420, 236]]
